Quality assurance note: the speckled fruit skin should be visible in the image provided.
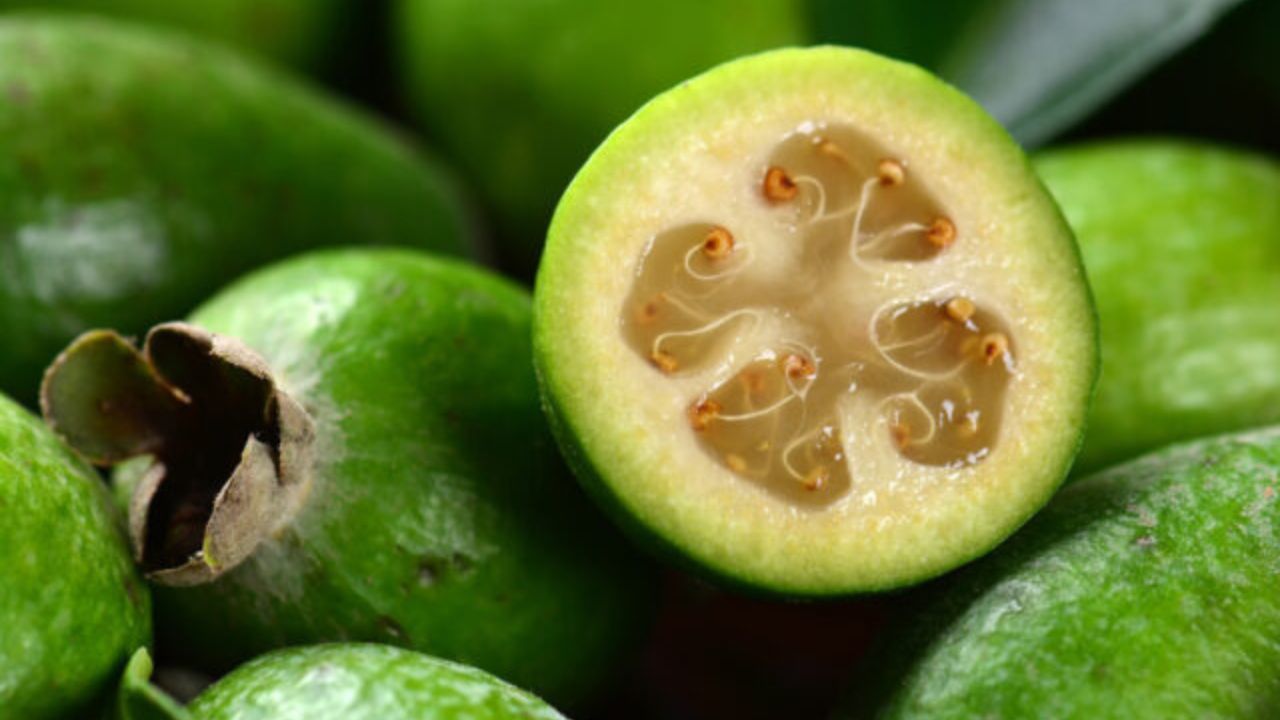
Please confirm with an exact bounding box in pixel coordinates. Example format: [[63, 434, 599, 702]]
[[187, 644, 565, 720], [0, 1, 349, 72], [184, 645, 560, 717], [0, 392, 150, 719], [1037, 141, 1280, 473], [845, 426, 1280, 719], [0, 16, 475, 405], [393, 0, 807, 273], [131, 249, 650, 708]]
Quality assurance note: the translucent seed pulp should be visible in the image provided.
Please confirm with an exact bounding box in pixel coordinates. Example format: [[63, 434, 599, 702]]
[[620, 123, 1015, 507]]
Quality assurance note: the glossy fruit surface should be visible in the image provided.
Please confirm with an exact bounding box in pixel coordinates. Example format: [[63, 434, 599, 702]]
[[1037, 141, 1280, 472], [394, 0, 806, 271], [534, 47, 1095, 595], [0, 391, 150, 719], [188, 645, 565, 720], [846, 425, 1280, 719], [0, 15, 474, 404], [44, 249, 650, 707]]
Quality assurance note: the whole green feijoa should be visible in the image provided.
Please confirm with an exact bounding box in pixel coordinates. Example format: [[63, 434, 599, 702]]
[[1036, 141, 1280, 473], [845, 426, 1280, 719], [0, 0, 350, 72], [185, 645, 565, 720], [534, 47, 1096, 596], [393, 0, 807, 272], [0, 392, 150, 719], [41, 248, 652, 708], [0, 15, 476, 406]]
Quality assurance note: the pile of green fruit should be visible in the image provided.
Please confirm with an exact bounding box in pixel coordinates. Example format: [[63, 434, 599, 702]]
[[1, 2, 1276, 719]]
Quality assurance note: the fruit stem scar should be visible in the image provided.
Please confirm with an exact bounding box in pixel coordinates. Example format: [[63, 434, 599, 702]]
[[763, 166, 799, 202], [39, 323, 315, 586], [701, 226, 734, 259], [877, 158, 906, 187]]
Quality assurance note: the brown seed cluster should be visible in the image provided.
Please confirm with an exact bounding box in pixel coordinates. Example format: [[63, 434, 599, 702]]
[[622, 125, 1015, 503]]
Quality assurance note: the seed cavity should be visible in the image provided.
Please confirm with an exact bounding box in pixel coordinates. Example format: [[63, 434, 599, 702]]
[[620, 122, 1016, 506]]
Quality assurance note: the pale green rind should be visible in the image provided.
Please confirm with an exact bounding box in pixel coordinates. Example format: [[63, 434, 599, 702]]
[[848, 425, 1280, 719], [534, 46, 1096, 595], [188, 644, 565, 720], [1037, 141, 1280, 473], [0, 393, 151, 719]]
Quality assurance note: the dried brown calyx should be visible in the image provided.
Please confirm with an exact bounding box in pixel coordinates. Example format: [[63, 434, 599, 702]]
[[621, 122, 1016, 507], [40, 322, 314, 586]]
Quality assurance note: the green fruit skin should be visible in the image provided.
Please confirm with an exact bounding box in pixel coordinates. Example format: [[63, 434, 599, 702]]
[[0, 392, 151, 719], [846, 426, 1280, 719], [0, 15, 476, 405], [138, 249, 651, 707], [0, 1, 349, 72], [393, 0, 807, 272], [188, 644, 565, 720], [1036, 141, 1280, 473]]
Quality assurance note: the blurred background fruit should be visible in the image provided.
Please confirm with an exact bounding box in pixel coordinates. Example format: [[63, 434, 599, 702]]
[[393, 0, 808, 274], [0, 16, 474, 407], [0, 0, 350, 73], [1037, 141, 1280, 473]]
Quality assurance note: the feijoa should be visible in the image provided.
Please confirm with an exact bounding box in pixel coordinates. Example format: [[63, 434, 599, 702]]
[[0, 1, 349, 72], [848, 426, 1280, 719], [1037, 141, 1280, 473], [42, 249, 650, 707], [534, 47, 1097, 595], [0, 15, 474, 404], [0, 391, 150, 719], [185, 644, 564, 720], [393, 0, 806, 271]]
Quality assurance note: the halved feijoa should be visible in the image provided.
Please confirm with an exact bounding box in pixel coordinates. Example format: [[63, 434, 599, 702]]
[[534, 47, 1096, 595]]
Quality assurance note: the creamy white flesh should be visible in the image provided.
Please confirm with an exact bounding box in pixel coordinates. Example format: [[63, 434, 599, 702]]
[[622, 123, 1015, 508], [537, 48, 1093, 592]]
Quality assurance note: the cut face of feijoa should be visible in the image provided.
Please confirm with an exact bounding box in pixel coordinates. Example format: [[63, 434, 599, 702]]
[[534, 47, 1097, 595]]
